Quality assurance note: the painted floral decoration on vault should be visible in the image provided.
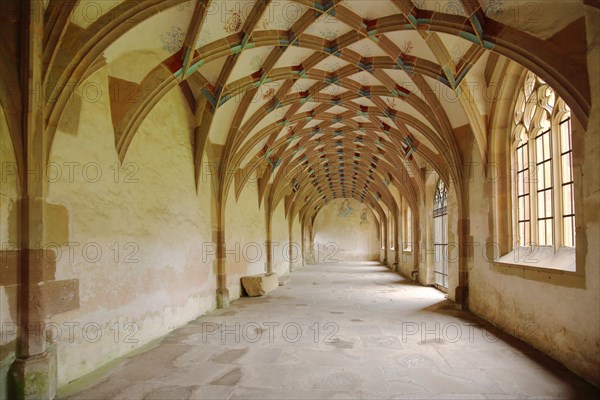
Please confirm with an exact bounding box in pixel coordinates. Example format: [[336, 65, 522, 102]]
[[161, 26, 185, 53]]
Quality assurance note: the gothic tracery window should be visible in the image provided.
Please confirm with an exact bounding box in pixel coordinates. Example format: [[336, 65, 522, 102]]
[[513, 72, 575, 249], [433, 179, 448, 289]]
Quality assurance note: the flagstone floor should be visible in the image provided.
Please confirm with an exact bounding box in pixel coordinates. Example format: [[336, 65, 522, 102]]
[[60, 262, 599, 399]]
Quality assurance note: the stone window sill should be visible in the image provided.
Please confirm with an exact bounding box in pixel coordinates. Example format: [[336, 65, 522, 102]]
[[495, 246, 576, 273]]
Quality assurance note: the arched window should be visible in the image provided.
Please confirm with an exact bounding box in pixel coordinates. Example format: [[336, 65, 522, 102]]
[[403, 205, 413, 252], [433, 179, 448, 289], [512, 71, 575, 249], [389, 218, 395, 250]]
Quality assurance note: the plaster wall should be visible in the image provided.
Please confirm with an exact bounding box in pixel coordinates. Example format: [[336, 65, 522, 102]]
[[44, 68, 217, 386], [290, 215, 303, 271], [225, 176, 267, 301], [313, 199, 379, 262], [386, 249, 396, 270], [397, 200, 416, 278], [397, 252, 415, 278], [271, 203, 290, 277]]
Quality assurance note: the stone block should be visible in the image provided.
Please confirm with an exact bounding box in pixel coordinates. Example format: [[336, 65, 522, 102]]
[[0, 250, 18, 286], [44, 203, 69, 245], [0, 249, 59, 288], [279, 277, 291, 286], [241, 273, 278, 297]]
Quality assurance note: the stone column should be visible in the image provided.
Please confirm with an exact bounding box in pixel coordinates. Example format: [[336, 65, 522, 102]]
[[393, 207, 400, 272], [300, 221, 307, 267], [287, 219, 294, 273], [382, 216, 388, 265], [215, 199, 229, 309], [12, 1, 56, 398], [265, 204, 273, 274], [457, 216, 470, 309]]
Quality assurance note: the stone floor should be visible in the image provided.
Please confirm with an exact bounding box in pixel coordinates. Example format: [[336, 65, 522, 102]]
[[59, 262, 599, 399]]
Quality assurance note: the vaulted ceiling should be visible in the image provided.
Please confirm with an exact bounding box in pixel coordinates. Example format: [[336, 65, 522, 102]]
[[3, 0, 591, 226]]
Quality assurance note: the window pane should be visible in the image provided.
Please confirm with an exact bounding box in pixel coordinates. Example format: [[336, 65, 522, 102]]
[[560, 119, 572, 151], [518, 171, 524, 194], [519, 221, 530, 247], [444, 216, 448, 242], [561, 127, 569, 151], [544, 162, 552, 188], [538, 192, 545, 217], [441, 218, 445, 243], [519, 223, 525, 247], [537, 220, 553, 246], [543, 133, 551, 160], [518, 195, 530, 223], [443, 249, 448, 274], [536, 136, 544, 160], [546, 219, 554, 245], [518, 197, 525, 220], [536, 131, 551, 160], [563, 216, 575, 247], [536, 164, 544, 191], [538, 220, 546, 246], [517, 146, 524, 169], [545, 190, 553, 218], [563, 184, 573, 215], [562, 154, 572, 183]]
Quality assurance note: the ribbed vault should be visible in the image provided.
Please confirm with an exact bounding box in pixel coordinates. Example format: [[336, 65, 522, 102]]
[[19, 0, 587, 226], [1, 0, 593, 303]]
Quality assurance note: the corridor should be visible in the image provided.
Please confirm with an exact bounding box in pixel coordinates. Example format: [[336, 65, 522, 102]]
[[59, 263, 598, 399]]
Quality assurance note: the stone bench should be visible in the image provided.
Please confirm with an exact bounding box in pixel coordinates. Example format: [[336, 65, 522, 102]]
[[241, 273, 279, 297]]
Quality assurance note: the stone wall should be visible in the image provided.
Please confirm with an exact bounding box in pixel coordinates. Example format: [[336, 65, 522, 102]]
[[313, 198, 380, 263]]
